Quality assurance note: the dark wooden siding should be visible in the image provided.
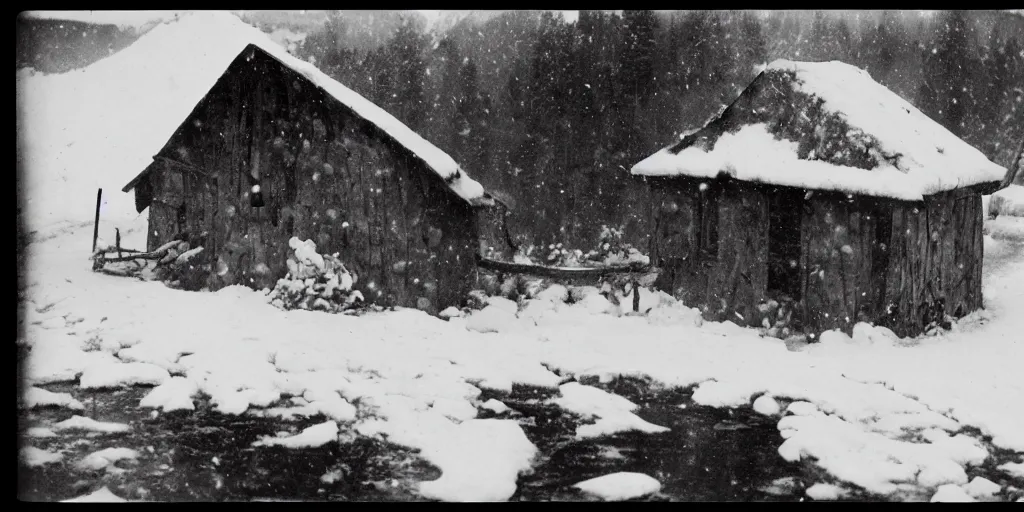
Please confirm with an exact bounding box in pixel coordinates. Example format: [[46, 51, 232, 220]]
[[882, 190, 984, 337], [649, 178, 704, 304], [144, 47, 478, 313], [800, 196, 878, 334], [644, 176, 986, 338], [648, 177, 769, 327], [708, 183, 769, 326]]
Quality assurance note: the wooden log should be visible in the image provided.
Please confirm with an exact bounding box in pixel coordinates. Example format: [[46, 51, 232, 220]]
[[94, 250, 167, 263], [476, 255, 651, 279], [98, 247, 144, 255], [96, 267, 147, 280]]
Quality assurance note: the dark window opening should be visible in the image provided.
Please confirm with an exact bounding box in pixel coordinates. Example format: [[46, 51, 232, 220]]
[[176, 202, 187, 237], [135, 173, 154, 213], [696, 185, 719, 259], [250, 184, 265, 207], [767, 189, 803, 301]]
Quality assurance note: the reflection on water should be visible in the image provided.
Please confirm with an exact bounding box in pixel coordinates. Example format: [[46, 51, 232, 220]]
[[505, 380, 810, 501]]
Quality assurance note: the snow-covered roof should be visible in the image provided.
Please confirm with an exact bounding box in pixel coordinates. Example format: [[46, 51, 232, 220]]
[[111, 11, 487, 206], [631, 59, 1007, 201]]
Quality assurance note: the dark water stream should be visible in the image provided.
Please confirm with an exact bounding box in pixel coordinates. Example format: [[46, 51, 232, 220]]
[[502, 378, 816, 501], [17, 374, 1023, 502]]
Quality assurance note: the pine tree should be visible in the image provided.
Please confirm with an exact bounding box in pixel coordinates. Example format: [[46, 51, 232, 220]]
[[739, 11, 768, 73], [831, 18, 853, 63], [385, 19, 430, 131], [809, 11, 831, 61], [454, 58, 488, 174], [871, 11, 902, 83], [528, 11, 564, 138], [620, 10, 659, 104], [932, 9, 973, 136], [434, 37, 463, 150]]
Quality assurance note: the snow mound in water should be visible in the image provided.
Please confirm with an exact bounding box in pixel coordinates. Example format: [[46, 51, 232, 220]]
[[61, 486, 128, 503], [574, 472, 662, 500], [805, 482, 849, 500], [997, 461, 1024, 478], [777, 413, 988, 495], [551, 382, 670, 439], [930, 484, 976, 502], [76, 447, 140, 471], [20, 446, 65, 467], [53, 415, 131, 433], [962, 476, 1001, 498], [411, 418, 538, 502], [753, 394, 781, 416], [21, 386, 85, 410], [252, 420, 339, 448]]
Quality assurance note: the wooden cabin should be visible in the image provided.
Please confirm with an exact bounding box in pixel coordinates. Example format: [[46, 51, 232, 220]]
[[122, 42, 495, 314], [631, 60, 1008, 338]]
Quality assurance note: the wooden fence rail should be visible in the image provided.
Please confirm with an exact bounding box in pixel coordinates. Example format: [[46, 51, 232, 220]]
[[475, 254, 651, 279]]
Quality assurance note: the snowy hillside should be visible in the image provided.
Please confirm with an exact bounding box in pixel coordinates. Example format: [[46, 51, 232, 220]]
[[16, 10, 483, 246]]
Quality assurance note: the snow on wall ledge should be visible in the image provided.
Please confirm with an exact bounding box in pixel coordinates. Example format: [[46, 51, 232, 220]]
[[632, 59, 1006, 201]]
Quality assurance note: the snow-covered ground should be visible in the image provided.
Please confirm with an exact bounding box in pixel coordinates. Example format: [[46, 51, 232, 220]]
[[17, 10, 1024, 504], [18, 209, 1024, 501]]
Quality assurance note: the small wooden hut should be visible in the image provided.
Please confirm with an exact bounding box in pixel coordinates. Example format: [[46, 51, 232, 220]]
[[631, 60, 1008, 338], [122, 42, 494, 314]]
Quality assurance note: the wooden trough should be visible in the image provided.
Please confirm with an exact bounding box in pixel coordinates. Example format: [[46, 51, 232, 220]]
[[475, 254, 659, 313]]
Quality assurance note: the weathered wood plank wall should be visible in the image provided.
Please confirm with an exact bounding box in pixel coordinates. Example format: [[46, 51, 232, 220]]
[[883, 191, 984, 337], [710, 185, 769, 327], [648, 178, 769, 327], [645, 178, 987, 338], [144, 48, 480, 313], [800, 197, 876, 334], [649, 179, 702, 304]]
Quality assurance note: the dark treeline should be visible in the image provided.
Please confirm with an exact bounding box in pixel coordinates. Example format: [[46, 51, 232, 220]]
[[299, 10, 1024, 249]]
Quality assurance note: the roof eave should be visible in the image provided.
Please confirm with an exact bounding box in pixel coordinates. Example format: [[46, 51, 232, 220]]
[[969, 180, 1005, 196]]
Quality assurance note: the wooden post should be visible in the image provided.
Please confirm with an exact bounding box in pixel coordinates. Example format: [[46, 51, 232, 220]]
[[115, 228, 122, 259], [92, 188, 102, 253], [632, 279, 640, 313]]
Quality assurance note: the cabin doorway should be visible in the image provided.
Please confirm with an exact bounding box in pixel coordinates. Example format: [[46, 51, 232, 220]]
[[767, 189, 804, 302]]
